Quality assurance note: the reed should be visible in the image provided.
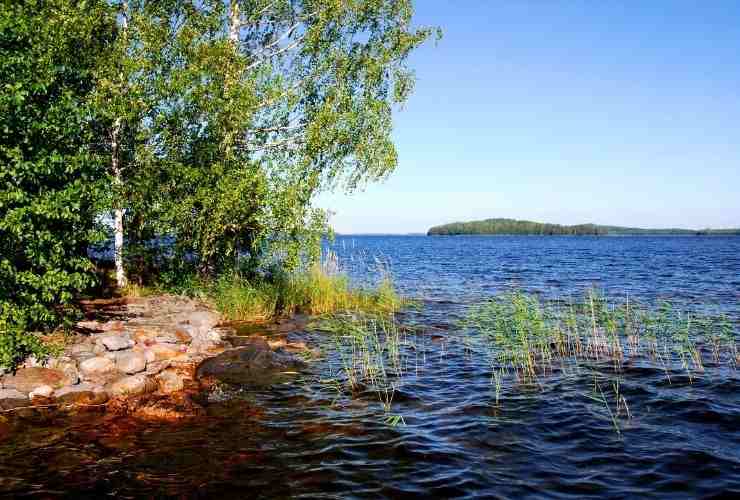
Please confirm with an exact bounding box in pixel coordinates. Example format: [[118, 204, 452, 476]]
[[463, 289, 738, 432]]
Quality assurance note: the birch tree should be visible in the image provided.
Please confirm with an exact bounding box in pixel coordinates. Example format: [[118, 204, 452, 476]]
[[125, 0, 436, 278]]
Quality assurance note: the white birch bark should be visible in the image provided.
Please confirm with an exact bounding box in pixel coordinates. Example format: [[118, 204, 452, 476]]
[[112, 1, 129, 289]]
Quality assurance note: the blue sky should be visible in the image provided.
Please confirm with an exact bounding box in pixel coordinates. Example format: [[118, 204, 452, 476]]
[[317, 0, 740, 234]]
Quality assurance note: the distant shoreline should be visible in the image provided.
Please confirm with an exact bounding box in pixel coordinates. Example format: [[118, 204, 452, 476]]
[[426, 218, 740, 236]]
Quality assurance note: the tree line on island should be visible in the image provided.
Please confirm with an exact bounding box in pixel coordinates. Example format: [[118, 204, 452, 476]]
[[0, 0, 436, 369], [427, 218, 740, 236]]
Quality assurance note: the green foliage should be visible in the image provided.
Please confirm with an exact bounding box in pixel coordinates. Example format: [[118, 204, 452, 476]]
[[111, 0, 435, 279], [0, 0, 113, 369], [428, 218, 740, 236], [429, 218, 607, 236]]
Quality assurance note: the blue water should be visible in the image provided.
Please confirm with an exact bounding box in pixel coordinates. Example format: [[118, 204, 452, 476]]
[[332, 235, 740, 317], [1, 235, 739, 498]]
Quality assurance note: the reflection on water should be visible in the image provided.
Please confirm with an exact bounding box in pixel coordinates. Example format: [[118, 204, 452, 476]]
[[1, 236, 739, 498]]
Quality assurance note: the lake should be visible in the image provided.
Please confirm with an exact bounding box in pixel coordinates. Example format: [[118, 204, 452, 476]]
[[1, 235, 738, 498]]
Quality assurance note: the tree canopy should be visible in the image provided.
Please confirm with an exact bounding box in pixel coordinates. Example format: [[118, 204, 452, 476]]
[[0, 0, 434, 368], [0, 0, 114, 368]]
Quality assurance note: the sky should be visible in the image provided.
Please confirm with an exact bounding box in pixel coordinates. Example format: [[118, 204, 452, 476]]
[[316, 0, 740, 234]]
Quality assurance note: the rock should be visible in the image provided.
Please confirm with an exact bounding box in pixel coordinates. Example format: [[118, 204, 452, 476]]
[[196, 337, 305, 386], [79, 356, 116, 377], [101, 320, 125, 332], [55, 383, 109, 405], [145, 360, 172, 376], [98, 333, 134, 351], [144, 343, 182, 362], [156, 369, 185, 394], [133, 329, 158, 345], [116, 351, 147, 374], [46, 357, 80, 385], [29, 385, 54, 399], [107, 374, 157, 398], [1, 367, 76, 393], [174, 329, 192, 343], [0, 389, 29, 410], [76, 320, 104, 331]]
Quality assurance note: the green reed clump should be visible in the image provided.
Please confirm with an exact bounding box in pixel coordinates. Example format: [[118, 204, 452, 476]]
[[315, 311, 413, 422], [463, 289, 738, 384]]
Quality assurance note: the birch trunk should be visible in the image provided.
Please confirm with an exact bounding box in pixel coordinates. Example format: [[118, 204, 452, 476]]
[[112, 0, 129, 289]]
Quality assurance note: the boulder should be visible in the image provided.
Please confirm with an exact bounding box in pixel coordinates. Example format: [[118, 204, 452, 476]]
[[46, 357, 80, 385], [97, 333, 134, 351], [1, 367, 76, 393], [0, 389, 29, 410], [55, 383, 109, 405], [116, 351, 147, 374], [107, 374, 157, 398], [29, 385, 54, 399], [196, 337, 305, 386], [156, 369, 185, 394], [144, 343, 182, 362], [79, 356, 116, 377]]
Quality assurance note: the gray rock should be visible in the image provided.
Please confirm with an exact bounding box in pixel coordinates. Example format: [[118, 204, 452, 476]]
[[116, 351, 147, 374], [0, 388, 29, 410], [196, 337, 305, 386], [106, 374, 157, 397], [98, 333, 134, 351], [79, 356, 116, 377]]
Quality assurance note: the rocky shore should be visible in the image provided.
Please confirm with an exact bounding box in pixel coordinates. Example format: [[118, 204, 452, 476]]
[[0, 295, 308, 421]]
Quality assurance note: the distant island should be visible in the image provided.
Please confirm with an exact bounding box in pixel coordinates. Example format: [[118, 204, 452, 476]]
[[427, 218, 740, 236]]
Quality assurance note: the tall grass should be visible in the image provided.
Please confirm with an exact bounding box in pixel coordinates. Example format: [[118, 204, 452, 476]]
[[213, 264, 405, 322]]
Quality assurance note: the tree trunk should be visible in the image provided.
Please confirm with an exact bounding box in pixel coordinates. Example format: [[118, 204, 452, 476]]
[[112, 0, 129, 289], [111, 117, 127, 289]]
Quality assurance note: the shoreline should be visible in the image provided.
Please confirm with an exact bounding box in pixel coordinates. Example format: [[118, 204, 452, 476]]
[[0, 295, 311, 422]]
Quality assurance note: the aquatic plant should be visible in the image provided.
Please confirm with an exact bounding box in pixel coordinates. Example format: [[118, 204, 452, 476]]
[[463, 289, 738, 431]]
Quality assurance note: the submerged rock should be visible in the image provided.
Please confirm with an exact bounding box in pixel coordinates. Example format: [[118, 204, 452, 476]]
[[54, 383, 108, 405], [156, 369, 185, 394], [0, 389, 29, 410], [1, 367, 76, 393], [196, 337, 305, 386]]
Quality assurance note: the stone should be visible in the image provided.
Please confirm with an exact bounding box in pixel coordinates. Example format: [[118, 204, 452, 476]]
[[156, 369, 185, 394], [145, 360, 172, 376], [196, 336, 306, 386], [144, 343, 182, 362], [0, 389, 29, 410], [55, 383, 109, 405], [133, 329, 158, 345], [1, 367, 76, 393], [76, 320, 104, 331], [29, 385, 54, 399], [98, 333, 134, 351], [79, 356, 116, 377], [107, 374, 157, 398], [46, 357, 80, 385], [116, 351, 147, 374], [101, 320, 125, 332]]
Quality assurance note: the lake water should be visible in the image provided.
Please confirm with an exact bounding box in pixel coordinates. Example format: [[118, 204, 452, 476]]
[[1, 235, 739, 498]]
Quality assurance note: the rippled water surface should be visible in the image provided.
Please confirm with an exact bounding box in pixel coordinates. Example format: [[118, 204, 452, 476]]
[[2, 236, 739, 498]]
